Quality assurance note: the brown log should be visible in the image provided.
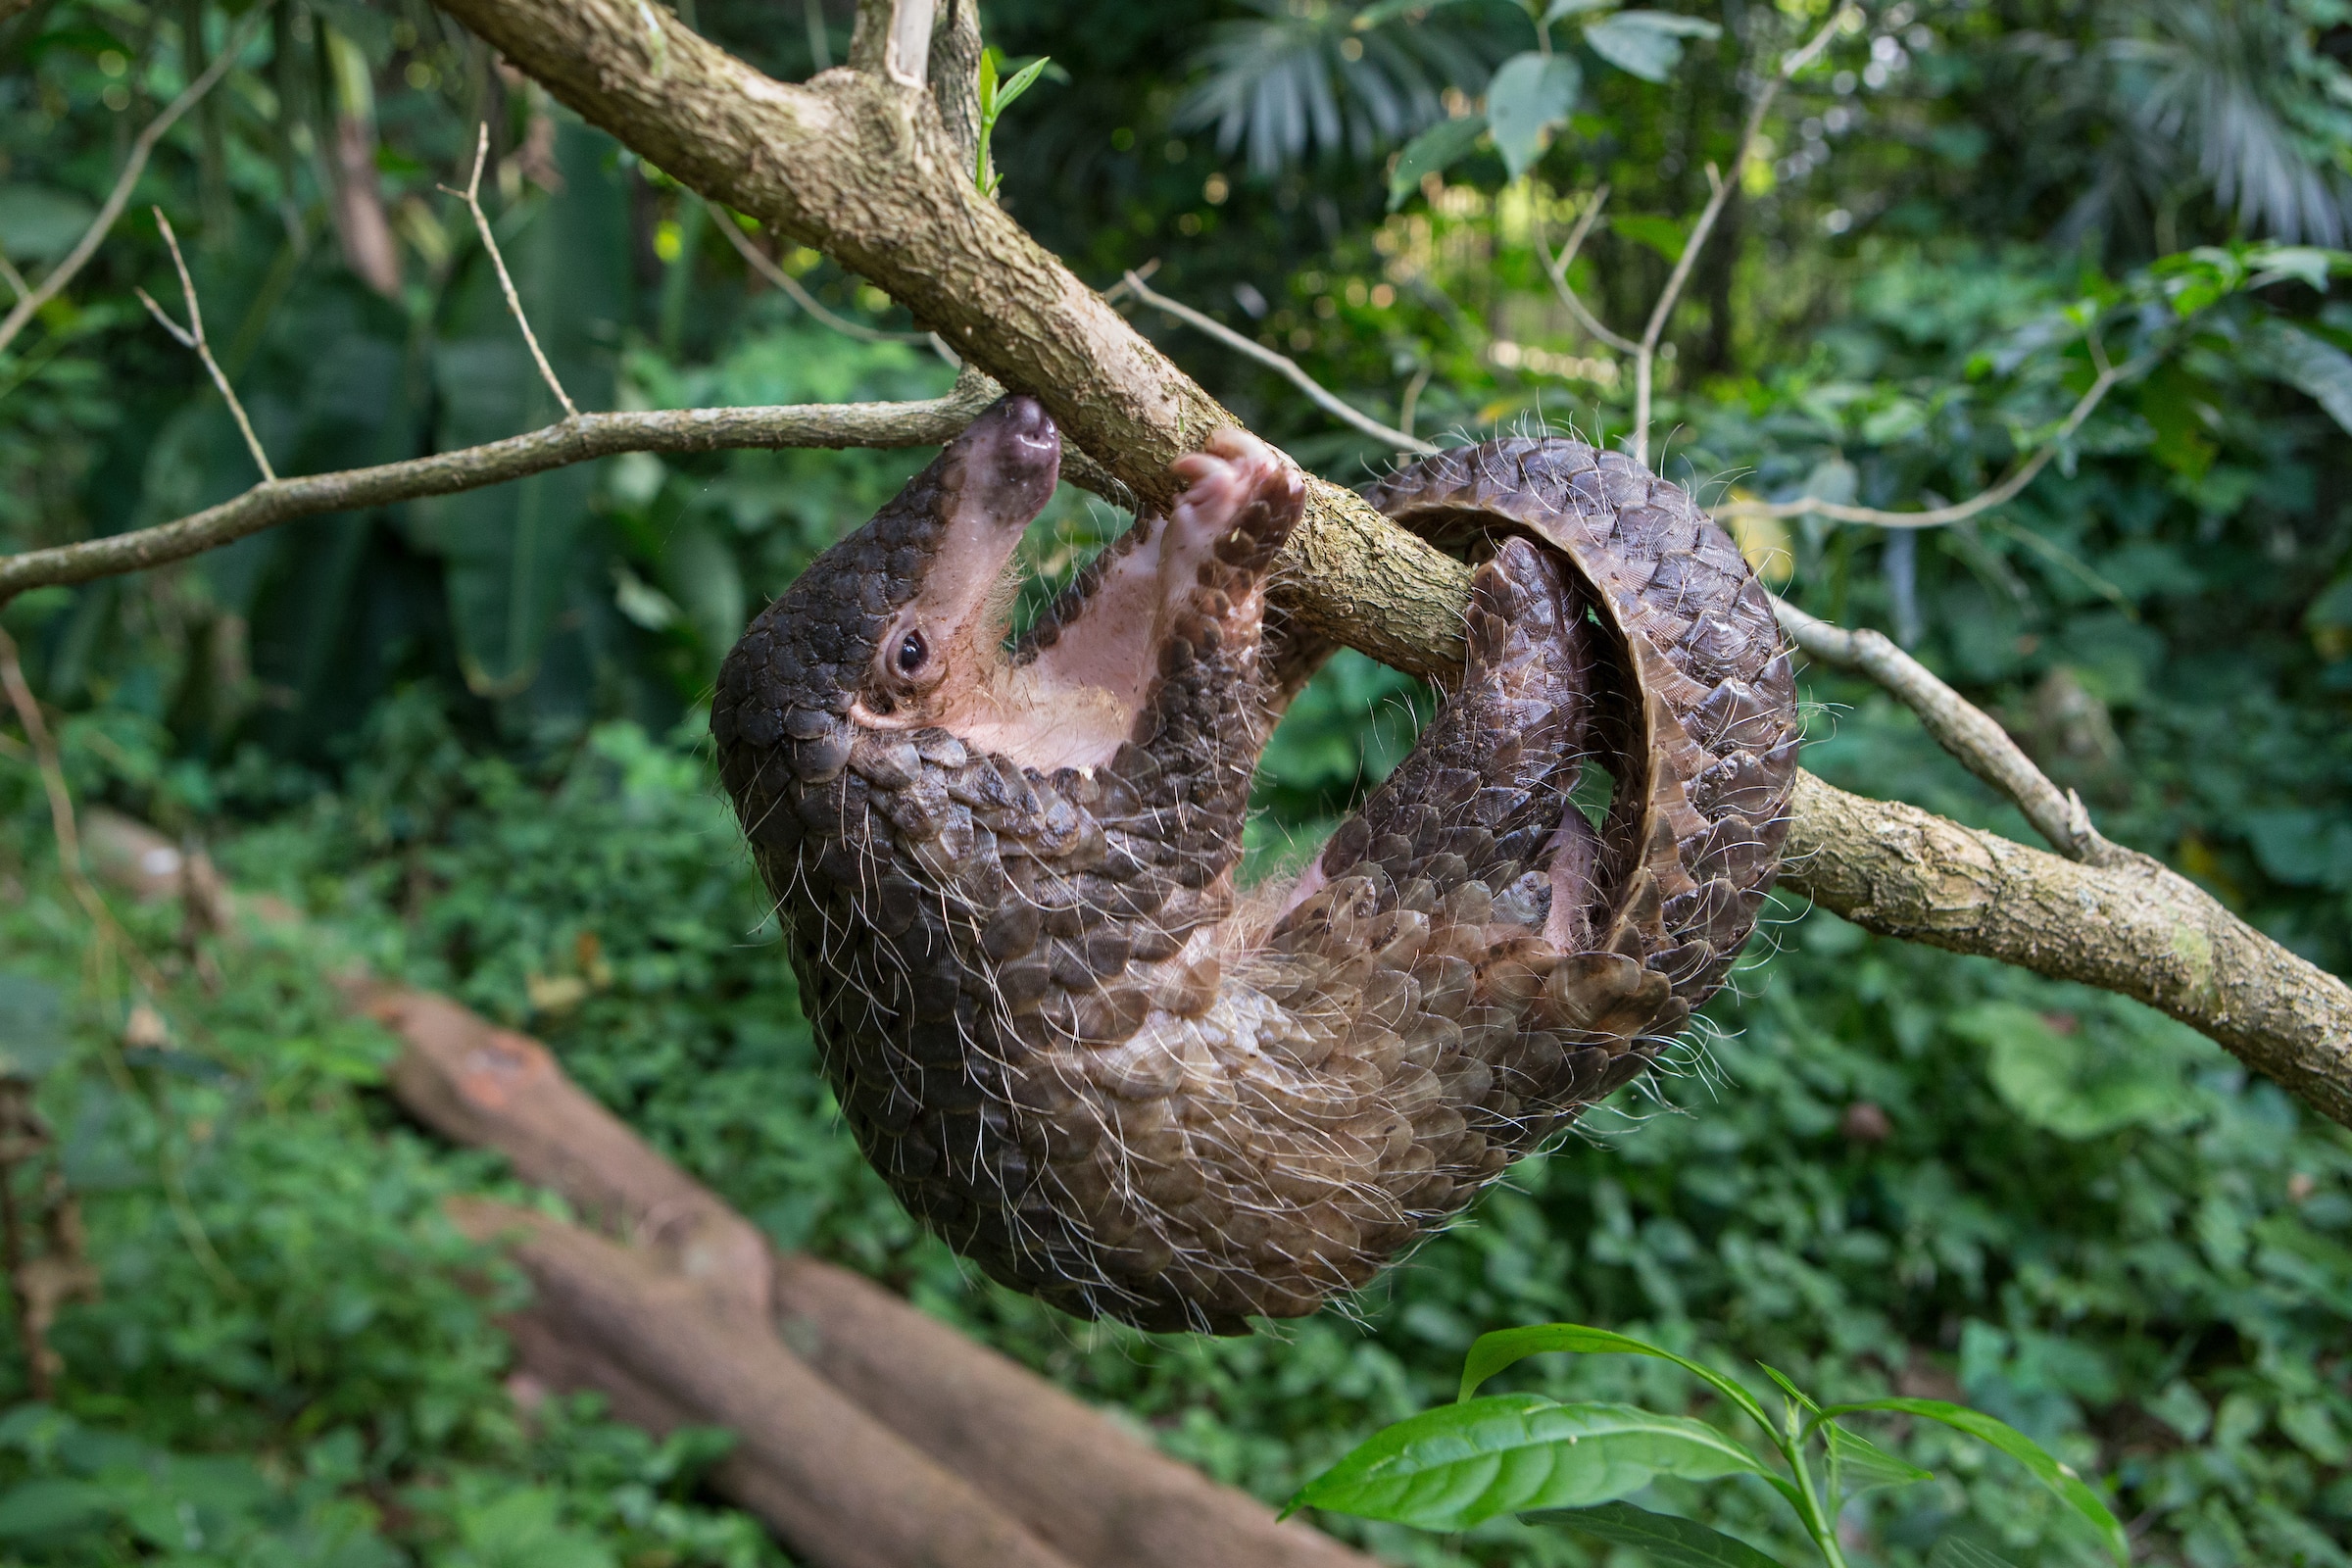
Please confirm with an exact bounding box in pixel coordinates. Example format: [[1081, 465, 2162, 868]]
[[376, 976, 1381, 1568], [79, 809, 1384, 1568], [448, 1198, 1083, 1568]]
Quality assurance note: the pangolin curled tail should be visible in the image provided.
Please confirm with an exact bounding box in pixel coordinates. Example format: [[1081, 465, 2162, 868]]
[[712, 397, 1800, 1333]]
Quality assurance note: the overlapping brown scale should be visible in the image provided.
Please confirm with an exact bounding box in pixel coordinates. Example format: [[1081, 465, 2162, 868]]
[[715, 418, 1797, 1334]]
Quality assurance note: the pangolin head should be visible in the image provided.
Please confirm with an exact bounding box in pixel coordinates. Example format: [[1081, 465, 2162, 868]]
[[710, 394, 1060, 785]]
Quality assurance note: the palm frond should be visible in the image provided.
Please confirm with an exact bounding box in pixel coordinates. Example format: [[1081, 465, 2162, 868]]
[[1176, 0, 1506, 176]]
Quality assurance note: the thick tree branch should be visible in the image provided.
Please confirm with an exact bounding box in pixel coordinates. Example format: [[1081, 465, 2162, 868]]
[[414, 0, 2352, 1128], [425, 0, 1471, 676], [1783, 774, 2352, 1127]]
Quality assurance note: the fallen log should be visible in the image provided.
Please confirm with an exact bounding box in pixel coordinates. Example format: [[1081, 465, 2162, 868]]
[[371, 978, 1380, 1568], [447, 1197, 1083, 1568], [83, 809, 1385, 1568]]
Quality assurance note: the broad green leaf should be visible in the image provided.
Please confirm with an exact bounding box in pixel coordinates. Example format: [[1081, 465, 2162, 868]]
[[0, 974, 65, 1081], [1542, 0, 1615, 22], [1542, 1499, 1786, 1568], [0, 1477, 108, 1540], [1583, 10, 1720, 82], [1355, 0, 1483, 27], [1929, 1540, 2023, 1568], [0, 185, 98, 265], [1289, 1396, 1769, 1532], [1817, 1398, 2128, 1563], [1950, 1001, 2200, 1139], [1487, 52, 1582, 179], [2244, 318, 2352, 437], [1613, 212, 1688, 263], [995, 55, 1053, 115], [1826, 1422, 1935, 1496], [1389, 115, 1489, 209], [1461, 1324, 1775, 1435]]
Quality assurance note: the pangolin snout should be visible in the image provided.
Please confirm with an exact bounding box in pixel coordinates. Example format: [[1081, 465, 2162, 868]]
[[947, 393, 1060, 529]]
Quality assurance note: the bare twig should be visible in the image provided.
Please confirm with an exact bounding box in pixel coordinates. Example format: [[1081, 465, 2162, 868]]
[[0, 249, 27, 304], [1397, 362, 1432, 441], [1774, 598, 2126, 867], [1534, 185, 1637, 356], [1713, 349, 2146, 529], [445, 123, 578, 418], [0, 3, 272, 362], [707, 201, 936, 346], [1631, 7, 1847, 466], [1120, 270, 1439, 456], [0, 380, 1007, 601], [0, 628, 160, 991], [134, 210, 275, 481]]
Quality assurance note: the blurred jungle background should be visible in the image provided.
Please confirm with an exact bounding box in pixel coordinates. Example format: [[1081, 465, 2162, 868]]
[[1, 0, 2350, 1563]]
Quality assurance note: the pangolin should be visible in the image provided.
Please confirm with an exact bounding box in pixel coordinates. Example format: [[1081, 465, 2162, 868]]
[[711, 396, 1799, 1334]]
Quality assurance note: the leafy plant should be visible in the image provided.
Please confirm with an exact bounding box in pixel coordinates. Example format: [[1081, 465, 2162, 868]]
[[1289, 1323, 2131, 1568], [976, 49, 1054, 198]]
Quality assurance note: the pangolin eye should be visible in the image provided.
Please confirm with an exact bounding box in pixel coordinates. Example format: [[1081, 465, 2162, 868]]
[[896, 630, 928, 673]]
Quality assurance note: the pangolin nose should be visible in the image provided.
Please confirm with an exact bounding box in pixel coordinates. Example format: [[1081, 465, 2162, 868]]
[[1001, 394, 1055, 450]]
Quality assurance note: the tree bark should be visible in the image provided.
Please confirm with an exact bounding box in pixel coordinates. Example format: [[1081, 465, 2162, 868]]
[[1784, 773, 2352, 1126], [447, 1198, 1085, 1568], [422, 0, 2352, 1126]]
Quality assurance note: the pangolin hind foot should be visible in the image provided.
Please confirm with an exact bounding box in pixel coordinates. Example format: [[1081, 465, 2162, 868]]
[[713, 396, 1799, 1333]]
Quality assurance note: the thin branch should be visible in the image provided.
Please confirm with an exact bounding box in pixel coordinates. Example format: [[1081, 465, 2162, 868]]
[[0, 3, 272, 362], [707, 201, 936, 346], [1397, 362, 1432, 442], [1774, 598, 2124, 867], [1534, 185, 1637, 356], [1632, 7, 1848, 466], [1713, 350, 2146, 529], [0, 630, 174, 1005], [1120, 270, 1439, 456], [0, 380, 1007, 601], [445, 123, 578, 418], [134, 209, 274, 480], [0, 248, 26, 304]]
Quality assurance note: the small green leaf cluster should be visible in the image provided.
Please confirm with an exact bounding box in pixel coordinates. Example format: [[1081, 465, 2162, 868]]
[[1291, 1323, 2127, 1567]]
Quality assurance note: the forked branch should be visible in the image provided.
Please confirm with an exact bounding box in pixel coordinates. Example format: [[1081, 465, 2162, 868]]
[[134, 209, 274, 481]]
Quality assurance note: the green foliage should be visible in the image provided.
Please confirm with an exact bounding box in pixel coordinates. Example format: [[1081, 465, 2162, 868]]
[[1293, 1322, 2129, 1565], [4, 2, 2352, 1565]]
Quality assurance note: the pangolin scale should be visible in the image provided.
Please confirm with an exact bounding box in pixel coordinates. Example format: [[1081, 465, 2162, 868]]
[[712, 397, 1799, 1333]]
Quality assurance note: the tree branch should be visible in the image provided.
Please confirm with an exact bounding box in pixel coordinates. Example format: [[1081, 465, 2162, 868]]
[[1784, 773, 2352, 1128], [446, 123, 577, 418], [0, 3, 271, 362], [134, 208, 274, 480], [0, 381, 1001, 600], [1713, 348, 2144, 529], [1534, 185, 1637, 356], [130, 0, 2333, 1129], [1776, 599, 2123, 867], [1119, 270, 1437, 457], [1632, 8, 1846, 466], [424, 0, 1473, 677]]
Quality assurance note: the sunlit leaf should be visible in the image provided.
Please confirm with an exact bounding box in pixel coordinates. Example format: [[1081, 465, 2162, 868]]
[[1817, 1397, 2130, 1563], [1929, 1539, 2024, 1568], [1389, 114, 1487, 208], [1541, 1499, 1786, 1568], [1460, 1325, 1778, 1441], [1582, 10, 1719, 83], [1289, 1396, 1769, 1531], [1486, 51, 1582, 178]]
